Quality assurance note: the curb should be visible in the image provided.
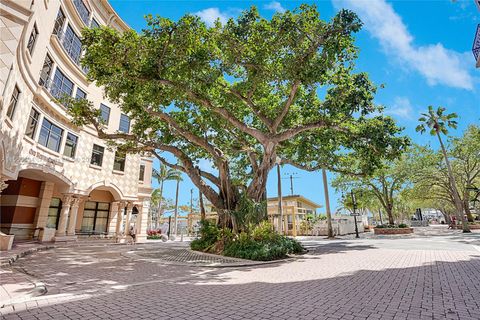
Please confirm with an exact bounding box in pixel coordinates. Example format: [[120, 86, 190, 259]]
[[0, 245, 55, 267], [123, 248, 297, 268]]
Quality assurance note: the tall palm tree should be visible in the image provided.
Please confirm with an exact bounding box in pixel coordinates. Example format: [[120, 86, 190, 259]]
[[152, 165, 182, 229], [416, 106, 470, 233], [173, 174, 183, 236]]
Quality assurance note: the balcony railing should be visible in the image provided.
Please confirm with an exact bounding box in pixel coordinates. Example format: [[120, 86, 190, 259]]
[[55, 30, 89, 74], [73, 0, 90, 26], [41, 77, 73, 101]]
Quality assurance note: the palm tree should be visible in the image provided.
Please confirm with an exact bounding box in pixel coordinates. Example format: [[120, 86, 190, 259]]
[[416, 106, 470, 233], [152, 165, 182, 229], [173, 174, 183, 236]]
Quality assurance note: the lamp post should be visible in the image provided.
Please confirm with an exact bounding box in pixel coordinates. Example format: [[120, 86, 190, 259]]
[[350, 190, 360, 238]]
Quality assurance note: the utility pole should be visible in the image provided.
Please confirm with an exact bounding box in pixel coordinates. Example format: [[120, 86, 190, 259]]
[[190, 188, 193, 215], [351, 190, 359, 238], [322, 169, 334, 239], [173, 179, 180, 236], [277, 163, 283, 235]]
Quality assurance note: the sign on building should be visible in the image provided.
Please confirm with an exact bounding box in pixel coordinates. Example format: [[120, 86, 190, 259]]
[[473, 24, 480, 67]]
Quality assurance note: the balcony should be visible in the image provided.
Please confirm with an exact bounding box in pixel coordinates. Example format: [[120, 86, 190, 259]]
[[40, 77, 72, 101], [54, 29, 89, 75], [73, 0, 91, 26]]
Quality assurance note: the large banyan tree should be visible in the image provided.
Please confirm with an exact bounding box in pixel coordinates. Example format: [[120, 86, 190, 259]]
[[69, 5, 408, 228]]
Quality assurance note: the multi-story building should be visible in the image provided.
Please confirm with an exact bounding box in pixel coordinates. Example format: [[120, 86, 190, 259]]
[[0, 0, 153, 245], [267, 195, 321, 236]]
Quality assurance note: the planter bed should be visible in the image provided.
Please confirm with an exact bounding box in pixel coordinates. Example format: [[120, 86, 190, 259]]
[[455, 224, 480, 230], [374, 227, 413, 235]]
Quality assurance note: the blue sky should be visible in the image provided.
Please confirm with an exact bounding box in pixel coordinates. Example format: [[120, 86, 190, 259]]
[[110, 0, 480, 214]]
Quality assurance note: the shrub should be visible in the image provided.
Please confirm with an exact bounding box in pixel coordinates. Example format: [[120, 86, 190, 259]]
[[223, 222, 304, 261], [398, 223, 408, 228], [190, 220, 221, 252]]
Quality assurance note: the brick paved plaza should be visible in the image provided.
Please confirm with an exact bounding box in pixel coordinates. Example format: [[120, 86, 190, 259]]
[[2, 230, 480, 320]]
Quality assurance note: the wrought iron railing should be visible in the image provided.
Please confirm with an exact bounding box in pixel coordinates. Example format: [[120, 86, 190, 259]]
[[73, 0, 90, 26]]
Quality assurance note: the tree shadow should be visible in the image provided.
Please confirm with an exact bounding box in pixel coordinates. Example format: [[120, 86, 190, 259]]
[[3, 244, 480, 319]]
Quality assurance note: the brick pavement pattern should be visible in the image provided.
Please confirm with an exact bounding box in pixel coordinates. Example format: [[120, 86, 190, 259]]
[[1, 241, 480, 320]]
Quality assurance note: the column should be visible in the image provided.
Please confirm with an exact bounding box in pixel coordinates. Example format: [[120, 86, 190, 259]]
[[33, 182, 54, 242], [108, 201, 120, 235], [56, 195, 73, 237], [0, 178, 8, 195], [125, 202, 134, 234], [135, 198, 150, 243], [115, 201, 126, 236], [67, 198, 81, 236]]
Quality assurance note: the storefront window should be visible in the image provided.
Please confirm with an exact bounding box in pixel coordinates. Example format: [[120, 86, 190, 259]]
[[47, 198, 62, 229], [81, 201, 110, 234]]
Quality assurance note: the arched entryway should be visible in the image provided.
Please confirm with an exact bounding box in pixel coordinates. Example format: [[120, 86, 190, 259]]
[[77, 186, 120, 236], [0, 168, 72, 241]]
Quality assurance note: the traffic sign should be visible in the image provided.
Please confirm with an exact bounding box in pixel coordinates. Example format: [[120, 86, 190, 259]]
[[350, 213, 360, 216]]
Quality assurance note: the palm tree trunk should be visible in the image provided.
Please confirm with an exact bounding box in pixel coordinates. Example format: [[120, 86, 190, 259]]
[[322, 169, 334, 238], [277, 164, 283, 235], [174, 179, 180, 236], [436, 131, 470, 232], [156, 179, 164, 229]]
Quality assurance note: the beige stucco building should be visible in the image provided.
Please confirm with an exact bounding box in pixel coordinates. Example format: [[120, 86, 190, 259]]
[[0, 0, 153, 245], [267, 195, 321, 236]]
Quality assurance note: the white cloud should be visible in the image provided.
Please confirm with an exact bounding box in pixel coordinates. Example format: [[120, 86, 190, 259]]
[[386, 97, 414, 119], [332, 0, 473, 90], [265, 1, 286, 13], [195, 8, 229, 26]]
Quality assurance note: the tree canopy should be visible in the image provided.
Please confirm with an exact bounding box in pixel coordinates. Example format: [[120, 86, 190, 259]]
[[69, 5, 408, 223]]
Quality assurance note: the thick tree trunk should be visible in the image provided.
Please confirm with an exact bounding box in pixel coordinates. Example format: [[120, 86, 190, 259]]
[[386, 205, 394, 225], [199, 189, 206, 221], [464, 197, 474, 222]]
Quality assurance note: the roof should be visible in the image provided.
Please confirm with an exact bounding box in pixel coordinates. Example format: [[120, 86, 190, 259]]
[[267, 195, 322, 209]]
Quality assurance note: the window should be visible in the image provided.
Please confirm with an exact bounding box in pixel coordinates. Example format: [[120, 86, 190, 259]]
[[99, 104, 110, 124], [25, 108, 40, 139], [139, 164, 145, 181], [47, 198, 62, 229], [90, 18, 100, 29], [51, 68, 74, 99], [6, 85, 20, 119], [62, 25, 82, 64], [38, 118, 63, 152], [81, 201, 110, 234], [39, 54, 53, 86], [119, 114, 130, 133], [113, 151, 125, 171], [73, 0, 90, 25], [75, 88, 86, 100], [52, 8, 65, 35], [27, 23, 38, 54], [90, 144, 104, 166], [63, 133, 78, 158]]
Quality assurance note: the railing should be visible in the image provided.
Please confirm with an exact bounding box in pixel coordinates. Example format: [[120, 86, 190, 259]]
[[54, 30, 89, 75], [73, 0, 90, 26], [40, 77, 72, 101]]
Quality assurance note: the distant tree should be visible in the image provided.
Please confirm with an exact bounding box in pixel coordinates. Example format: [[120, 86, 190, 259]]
[[416, 107, 470, 232], [332, 148, 420, 225], [152, 165, 182, 228]]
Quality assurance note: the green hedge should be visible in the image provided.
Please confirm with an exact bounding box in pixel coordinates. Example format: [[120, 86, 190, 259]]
[[191, 221, 304, 261]]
